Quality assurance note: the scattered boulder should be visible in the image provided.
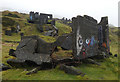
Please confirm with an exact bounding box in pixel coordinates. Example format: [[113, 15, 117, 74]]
[[9, 49, 16, 57], [26, 67, 39, 75], [83, 59, 101, 66], [20, 33, 24, 37], [44, 30, 54, 36], [0, 63, 11, 71], [59, 64, 85, 76], [7, 59, 26, 68], [109, 52, 113, 56], [5, 30, 12, 36], [114, 54, 117, 57]]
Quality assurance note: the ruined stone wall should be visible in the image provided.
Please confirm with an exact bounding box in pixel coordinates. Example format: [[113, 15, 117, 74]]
[[98, 17, 110, 54], [72, 15, 98, 59], [30, 12, 35, 21], [35, 12, 39, 20]]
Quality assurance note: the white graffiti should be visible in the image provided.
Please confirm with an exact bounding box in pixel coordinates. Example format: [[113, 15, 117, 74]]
[[86, 39, 90, 44], [76, 28, 83, 56]]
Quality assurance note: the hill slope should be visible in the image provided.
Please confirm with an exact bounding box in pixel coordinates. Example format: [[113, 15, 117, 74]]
[[1, 11, 119, 80], [2, 10, 72, 42]]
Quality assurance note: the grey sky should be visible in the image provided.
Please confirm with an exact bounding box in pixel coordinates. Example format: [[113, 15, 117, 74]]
[[0, 0, 119, 26]]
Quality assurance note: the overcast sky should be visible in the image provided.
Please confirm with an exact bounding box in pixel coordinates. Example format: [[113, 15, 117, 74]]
[[0, 0, 119, 27]]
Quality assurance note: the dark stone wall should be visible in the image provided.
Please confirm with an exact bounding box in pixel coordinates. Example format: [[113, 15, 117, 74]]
[[35, 12, 39, 20], [30, 12, 35, 21], [72, 15, 98, 59], [98, 17, 110, 54]]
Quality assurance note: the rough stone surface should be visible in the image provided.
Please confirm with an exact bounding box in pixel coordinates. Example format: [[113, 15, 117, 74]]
[[61, 33, 73, 50], [83, 59, 101, 66], [7, 59, 26, 67], [72, 15, 98, 59], [8, 35, 56, 66], [54, 33, 72, 50], [36, 37, 55, 54], [15, 38, 37, 53]]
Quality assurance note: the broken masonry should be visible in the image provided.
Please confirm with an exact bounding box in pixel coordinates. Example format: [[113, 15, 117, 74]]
[[28, 11, 57, 36], [6, 15, 110, 75]]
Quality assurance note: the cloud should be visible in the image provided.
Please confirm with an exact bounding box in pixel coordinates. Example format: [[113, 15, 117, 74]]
[[0, 0, 119, 26]]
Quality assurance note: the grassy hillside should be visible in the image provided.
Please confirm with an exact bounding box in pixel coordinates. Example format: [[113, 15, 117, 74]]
[[2, 10, 72, 43], [1, 11, 119, 80]]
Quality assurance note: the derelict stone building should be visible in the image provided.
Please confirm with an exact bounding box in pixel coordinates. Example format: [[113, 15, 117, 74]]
[[39, 13, 53, 25], [29, 11, 35, 22], [28, 11, 55, 26]]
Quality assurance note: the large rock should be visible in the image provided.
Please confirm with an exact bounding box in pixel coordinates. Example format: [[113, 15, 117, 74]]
[[7, 35, 55, 67], [61, 33, 72, 50], [16, 38, 37, 53], [0, 63, 11, 71], [55, 33, 73, 50], [7, 59, 26, 67]]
